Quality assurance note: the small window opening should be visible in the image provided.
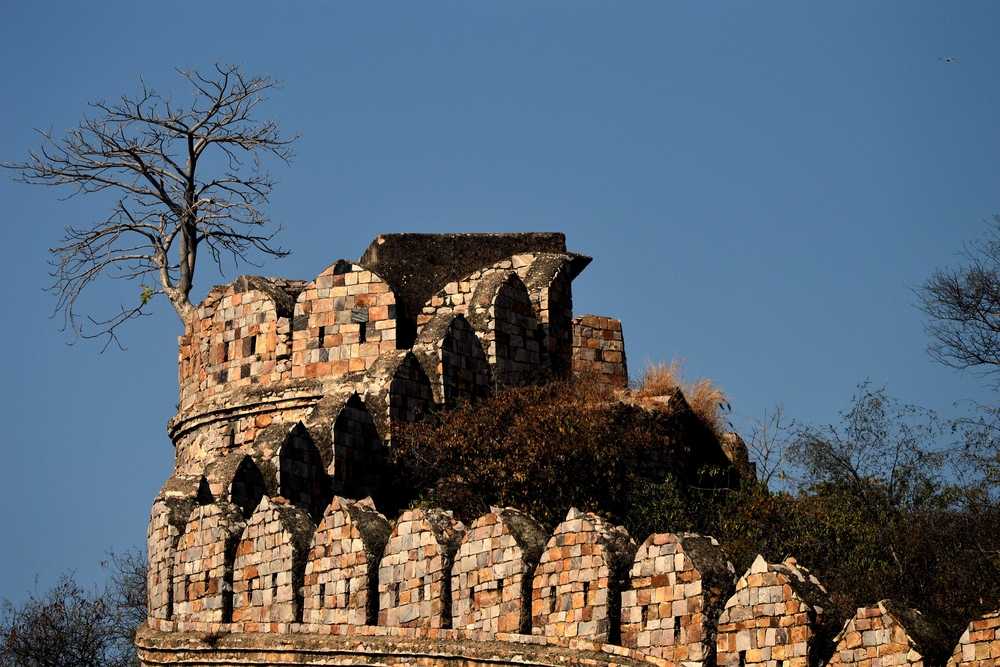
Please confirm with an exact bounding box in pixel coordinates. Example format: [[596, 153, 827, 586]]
[[319, 582, 326, 608], [343, 576, 351, 608], [582, 580, 590, 603], [222, 342, 229, 363], [318, 326, 326, 344], [469, 586, 476, 608], [249, 335, 258, 355], [641, 605, 648, 629], [271, 573, 278, 593], [674, 618, 682, 643], [739, 650, 746, 667], [548, 587, 557, 613], [496, 577, 505, 600], [391, 582, 400, 607], [359, 323, 367, 344]]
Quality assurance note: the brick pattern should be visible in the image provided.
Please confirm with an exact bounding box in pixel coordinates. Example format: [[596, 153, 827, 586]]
[[148, 497, 198, 620], [179, 278, 302, 411], [572, 315, 627, 389], [621, 533, 734, 663], [947, 611, 1000, 667], [292, 261, 397, 379], [378, 508, 467, 629], [531, 508, 636, 643], [716, 555, 831, 667], [451, 508, 546, 634], [232, 496, 315, 624], [303, 497, 390, 626], [829, 602, 930, 667], [172, 501, 247, 623]]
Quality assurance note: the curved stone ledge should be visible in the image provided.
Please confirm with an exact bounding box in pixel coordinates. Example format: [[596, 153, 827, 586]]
[[169, 384, 325, 441], [137, 623, 666, 666]]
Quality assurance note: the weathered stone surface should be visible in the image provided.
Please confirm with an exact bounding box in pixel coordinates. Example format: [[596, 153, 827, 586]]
[[531, 508, 637, 643], [172, 501, 247, 623], [232, 496, 315, 624], [452, 507, 547, 634], [147, 495, 198, 620], [947, 610, 1000, 667], [716, 555, 836, 667], [572, 315, 628, 389], [379, 508, 467, 629], [303, 496, 390, 626], [621, 533, 734, 664], [829, 600, 941, 667]]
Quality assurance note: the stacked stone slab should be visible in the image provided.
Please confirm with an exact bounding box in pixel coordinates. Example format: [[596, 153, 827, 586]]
[[621, 533, 735, 664], [451, 507, 547, 634], [572, 315, 628, 389], [172, 501, 247, 623], [378, 508, 467, 628], [829, 600, 942, 667], [947, 610, 1000, 667], [303, 497, 390, 626], [531, 508, 637, 643], [147, 494, 199, 620], [292, 261, 398, 379], [232, 496, 315, 625], [716, 555, 836, 667]]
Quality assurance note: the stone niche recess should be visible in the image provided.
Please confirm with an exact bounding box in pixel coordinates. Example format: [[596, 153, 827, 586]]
[[621, 532, 735, 664], [530, 508, 637, 644]]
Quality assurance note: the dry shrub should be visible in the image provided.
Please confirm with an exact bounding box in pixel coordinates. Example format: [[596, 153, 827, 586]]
[[637, 361, 728, 436]]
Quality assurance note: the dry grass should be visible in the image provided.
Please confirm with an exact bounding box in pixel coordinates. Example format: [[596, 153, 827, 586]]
[[636, 361, 729, 435]]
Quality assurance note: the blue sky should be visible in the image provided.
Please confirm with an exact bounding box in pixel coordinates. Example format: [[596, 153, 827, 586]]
[[0, 2, 996, 602]]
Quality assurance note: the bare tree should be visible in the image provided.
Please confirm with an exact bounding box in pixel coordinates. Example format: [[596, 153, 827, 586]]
[[919, 216, 1000, 387], [3, 64, 296, 348], [0, 550, 147, 667]]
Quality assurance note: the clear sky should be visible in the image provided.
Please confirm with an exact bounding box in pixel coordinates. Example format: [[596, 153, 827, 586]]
[[0, 2, 997, 603]]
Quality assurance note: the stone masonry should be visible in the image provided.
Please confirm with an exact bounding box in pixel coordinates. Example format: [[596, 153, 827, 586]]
[[172, 501, 247, 623], [621, 533, 735, 665], [530, 508, 637, 644], [716, 555, 835, 667], [232, 496, 315, 625], [947, 610, 1000, 667], [378, 508, 467, 629], [572, 315, 628, 389], [303, 496, 390, 626], [828, 600, 941, 667], [451, 507, 547, 634]]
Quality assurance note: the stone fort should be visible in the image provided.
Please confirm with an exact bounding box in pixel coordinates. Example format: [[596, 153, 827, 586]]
[[138, 233, 999, 667]]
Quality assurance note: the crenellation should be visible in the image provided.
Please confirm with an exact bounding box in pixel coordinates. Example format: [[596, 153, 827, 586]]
[[946, 610, 1000, 667], [232, 496, 316, 625], [303, 496, 391, 626], [531, 508, 638, 644], [172, 501, 247, 623], [378, 508, 467, 629], [829, 600, 942, 667], [716, 555, 836, 667], [451, 507, 547, 634], [621, 533, 735, 664]]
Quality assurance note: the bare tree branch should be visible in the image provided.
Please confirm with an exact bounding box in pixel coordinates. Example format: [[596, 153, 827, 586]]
[[2, 64, 297, 349], [918, 216, 1000, 387]]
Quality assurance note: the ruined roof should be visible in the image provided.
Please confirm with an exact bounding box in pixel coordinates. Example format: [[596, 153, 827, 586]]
[[358, 233, 591, 321]]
